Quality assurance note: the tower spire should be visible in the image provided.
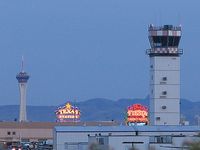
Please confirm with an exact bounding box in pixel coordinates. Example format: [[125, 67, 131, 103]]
[[21, 56, 24, 73]]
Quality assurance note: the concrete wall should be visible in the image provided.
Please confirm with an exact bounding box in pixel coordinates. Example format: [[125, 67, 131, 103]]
[[150, 56, 180, 125]]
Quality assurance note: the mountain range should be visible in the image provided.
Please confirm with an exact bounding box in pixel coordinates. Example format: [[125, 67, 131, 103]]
[[0, 98, 199, 125]]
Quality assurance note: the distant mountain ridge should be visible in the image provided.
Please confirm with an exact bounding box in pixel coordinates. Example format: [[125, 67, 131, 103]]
[[0, 98, 199, 125]]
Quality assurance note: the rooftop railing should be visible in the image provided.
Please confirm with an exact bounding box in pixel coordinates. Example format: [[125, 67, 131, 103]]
[[146, 48, 183, 56], [148, 25, 181, 31]]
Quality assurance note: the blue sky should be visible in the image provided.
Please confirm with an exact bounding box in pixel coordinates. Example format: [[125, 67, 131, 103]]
[[0, 0, 199, 105]]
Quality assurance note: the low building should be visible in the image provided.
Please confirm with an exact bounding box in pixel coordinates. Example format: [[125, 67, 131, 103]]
[[53, 125, 200, 150], [0, 121, 119, 143]]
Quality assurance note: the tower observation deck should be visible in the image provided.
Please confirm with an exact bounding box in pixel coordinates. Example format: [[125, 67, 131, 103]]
[[147, 24, 183, 56], [16, 58, 30, 122], [16, 72, 29, 83], [147, 25, 183, 125]]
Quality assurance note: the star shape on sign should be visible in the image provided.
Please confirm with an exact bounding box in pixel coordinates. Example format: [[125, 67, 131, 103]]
[[66, 103, 71, 109]]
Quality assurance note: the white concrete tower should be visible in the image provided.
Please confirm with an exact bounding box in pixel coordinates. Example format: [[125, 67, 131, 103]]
[[16, 57, 30, 122], [147, 25, 183, 125]]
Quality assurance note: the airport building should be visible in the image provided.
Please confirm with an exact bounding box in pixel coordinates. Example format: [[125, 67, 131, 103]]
[[0, 122, 118, 143], [53, 126, 200, 150]]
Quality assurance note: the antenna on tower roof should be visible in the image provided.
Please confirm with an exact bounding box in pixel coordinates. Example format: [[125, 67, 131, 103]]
[[21, 56, 24, 73], [177, 13, 182, 27]]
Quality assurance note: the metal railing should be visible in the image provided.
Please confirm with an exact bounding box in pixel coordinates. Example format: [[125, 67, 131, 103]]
[[148, 25, 181, 31], [146, 49, 183, 55]]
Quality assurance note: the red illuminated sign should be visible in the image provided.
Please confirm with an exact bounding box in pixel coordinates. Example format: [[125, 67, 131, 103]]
[[126, 104, 148, 125], [55, 102, 81, 122]]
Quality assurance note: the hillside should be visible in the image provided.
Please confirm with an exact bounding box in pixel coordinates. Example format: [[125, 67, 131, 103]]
[[0, 98, 199, 125]]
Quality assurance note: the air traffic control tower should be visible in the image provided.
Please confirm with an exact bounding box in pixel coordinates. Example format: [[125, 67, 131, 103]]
[[16, 59, 30, 122], [147, 25, 183, 125]]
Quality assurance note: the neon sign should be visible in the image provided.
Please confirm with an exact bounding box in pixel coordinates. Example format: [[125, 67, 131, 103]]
[[55, 102, 81, 122], [126, 104, 148, 126]]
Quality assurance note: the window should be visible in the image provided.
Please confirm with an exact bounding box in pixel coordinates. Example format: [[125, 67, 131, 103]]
[[150, 136, 172, 144], [160, 77, 167, 84], [162, 91, 167, 95], [7, 132, 11, 135], [97, 137, 104, 145], [162, 77, 167, 81], [162, 106, 167, 109], [12, 132, 16, 135], [156, 117, 160, 121], [160, 91, 167, 98]]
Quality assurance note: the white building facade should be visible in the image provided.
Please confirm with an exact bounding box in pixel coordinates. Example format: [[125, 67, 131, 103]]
[[53, 126, 200, 150]]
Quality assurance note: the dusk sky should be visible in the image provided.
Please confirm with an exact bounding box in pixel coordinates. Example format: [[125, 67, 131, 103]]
[[0, 0, 200, 105]]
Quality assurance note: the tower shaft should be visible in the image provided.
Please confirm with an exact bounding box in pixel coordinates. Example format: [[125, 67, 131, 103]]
[[19, 83, 27, 122], [149, 57, 180, 125]]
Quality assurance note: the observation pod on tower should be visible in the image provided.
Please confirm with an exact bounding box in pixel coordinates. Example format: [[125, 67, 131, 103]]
[[146, 24, 183, 125], [16, 72, 29, 83]]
